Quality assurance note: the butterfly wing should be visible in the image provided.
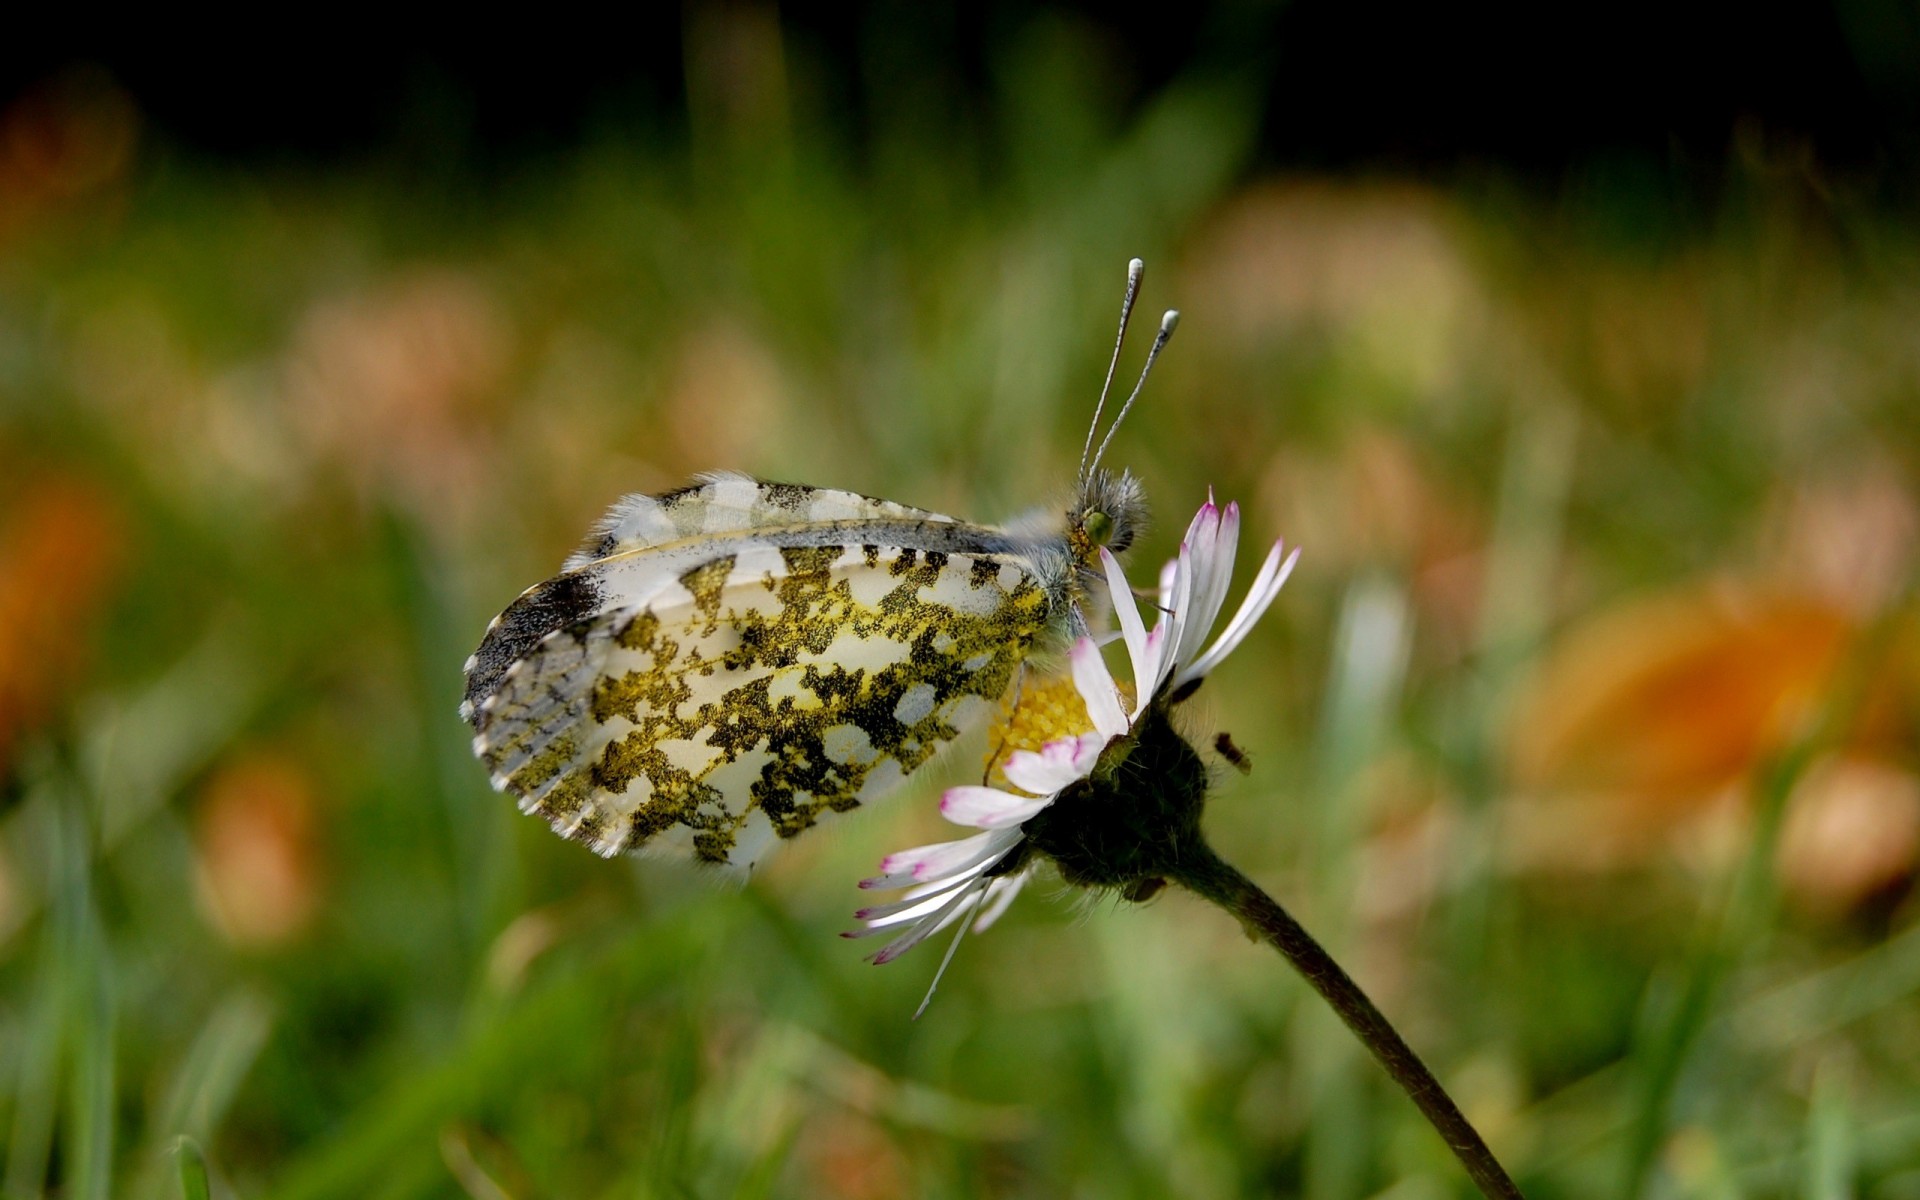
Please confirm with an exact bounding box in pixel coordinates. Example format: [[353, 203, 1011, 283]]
[[557, 471, 969, 570], [464, 477, 1056, 866]]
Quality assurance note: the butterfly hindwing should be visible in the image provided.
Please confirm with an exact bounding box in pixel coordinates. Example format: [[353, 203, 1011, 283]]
[[465, 483, 1054, 866]]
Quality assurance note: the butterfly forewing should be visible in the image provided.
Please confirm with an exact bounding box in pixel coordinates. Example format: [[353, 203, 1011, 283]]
[[464, 476, 1055, 866]]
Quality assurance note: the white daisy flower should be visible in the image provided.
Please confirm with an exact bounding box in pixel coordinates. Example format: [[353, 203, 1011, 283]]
[[848, 495, 1299, 1014]]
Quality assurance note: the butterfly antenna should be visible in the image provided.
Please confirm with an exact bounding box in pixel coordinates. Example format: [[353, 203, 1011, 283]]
[[1087, 308, 1179, 478], [1079, 257, 1147, 486]]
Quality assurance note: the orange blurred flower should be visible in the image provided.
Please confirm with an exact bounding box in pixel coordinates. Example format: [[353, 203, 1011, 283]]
[[1506, 582, 1919, 911], [286, 270, 511, 532], [1512, 588, 1852, 802], [0, 473, 125, 778], [193, 752, 325, 946]]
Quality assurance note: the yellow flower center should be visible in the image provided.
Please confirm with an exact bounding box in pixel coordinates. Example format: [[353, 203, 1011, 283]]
[[983, 669, 1132, 792]]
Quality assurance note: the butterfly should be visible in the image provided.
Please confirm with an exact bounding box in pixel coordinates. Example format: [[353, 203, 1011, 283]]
[[461, 260, 1178, 869]]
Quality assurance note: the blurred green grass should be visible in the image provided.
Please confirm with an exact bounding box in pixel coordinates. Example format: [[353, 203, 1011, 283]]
[[3, 18, 1920, 1200]]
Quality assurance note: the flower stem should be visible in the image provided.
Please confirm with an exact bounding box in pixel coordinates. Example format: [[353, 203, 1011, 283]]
[[1171, 846, 1525, 1200]]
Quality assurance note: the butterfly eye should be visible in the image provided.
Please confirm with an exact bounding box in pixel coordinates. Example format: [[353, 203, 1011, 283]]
[[1083, 510, 1115, 547]]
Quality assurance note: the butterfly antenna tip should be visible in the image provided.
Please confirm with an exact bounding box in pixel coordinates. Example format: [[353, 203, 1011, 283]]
[[1088, 307, 1178, 477]]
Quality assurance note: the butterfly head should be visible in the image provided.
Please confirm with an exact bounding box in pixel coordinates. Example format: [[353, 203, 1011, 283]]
[[1070, 467, 1146, 562]]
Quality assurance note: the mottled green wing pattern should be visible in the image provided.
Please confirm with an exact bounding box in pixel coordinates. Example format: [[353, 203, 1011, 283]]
[[468, 540, 1050, 866]]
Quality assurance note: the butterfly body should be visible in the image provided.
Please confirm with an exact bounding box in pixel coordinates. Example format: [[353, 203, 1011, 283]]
[[462, 471, 1142, 866], [463, 257, 1171, 869]]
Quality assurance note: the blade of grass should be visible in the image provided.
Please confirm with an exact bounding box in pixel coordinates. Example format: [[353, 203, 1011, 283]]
[[1617, 735, 1816, 1199], [635, 1003, 702, 1200], [1173, 847, 1526, 1200], [50, 768, 116, 1200], [172, 1138, 210, 1200], [1736, 916, 1920, 1045], [1805, 1060, 1855, 1200], [688, 1020, 811, 1196], [80, 626, 271, 852], [155, 990, 274, 1148], [729, 1120, 803, 1200], [136, 991, 274, 1200], [439, 1125, 512, 1200], [1618, 576, 1916, 1199], [4, 924, 64, 1200], [1736, 1111, 1920, 1192], [784, 1023, 1029, 1141], [381, 508, 520, 965], [269, 913, 703, 1200], [1304, 577, 1409, 1200]]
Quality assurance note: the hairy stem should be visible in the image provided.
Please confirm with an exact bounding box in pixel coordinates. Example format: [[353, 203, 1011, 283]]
[[1171, 846, 1525, 1200]]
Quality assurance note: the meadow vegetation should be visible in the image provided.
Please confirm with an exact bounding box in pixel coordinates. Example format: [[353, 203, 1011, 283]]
[[1, 24, 1917, 1198]]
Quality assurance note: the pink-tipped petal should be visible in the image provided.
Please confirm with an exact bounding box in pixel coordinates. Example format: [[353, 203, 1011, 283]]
[[853, 874, 979, 927], [870, 877, 986, 965], [1181, 497, 1220, 557], [1179, 542, 1299, 686], [864, 829, 1007, 889], [1179, 499, 1241, 665], [1001, 732, 1102, 795], [1070, 637, 1129, 738], [941, 786, 1053, 829]]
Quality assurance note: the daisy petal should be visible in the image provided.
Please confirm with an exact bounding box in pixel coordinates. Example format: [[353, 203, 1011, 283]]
[[1001, 732, 1102, 795], [1182, 495, 1220, 550], [864, 829, 1010, 890], [853, 874, 979, 926], [941, 785, 1053, 829], [1178, 501, 1240, 669], [871, 877, 987, 964], [1159, 542, 1195, 691], [1101, 547, 1151, 694], [970, 870, 1029, 932], [912, 885, 990, 1019], [1070, 637, 1129, 738], [1156, 556, 1179, 612], [1178, 542, 1299, 686], [1140, 624, 1167, 706]]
